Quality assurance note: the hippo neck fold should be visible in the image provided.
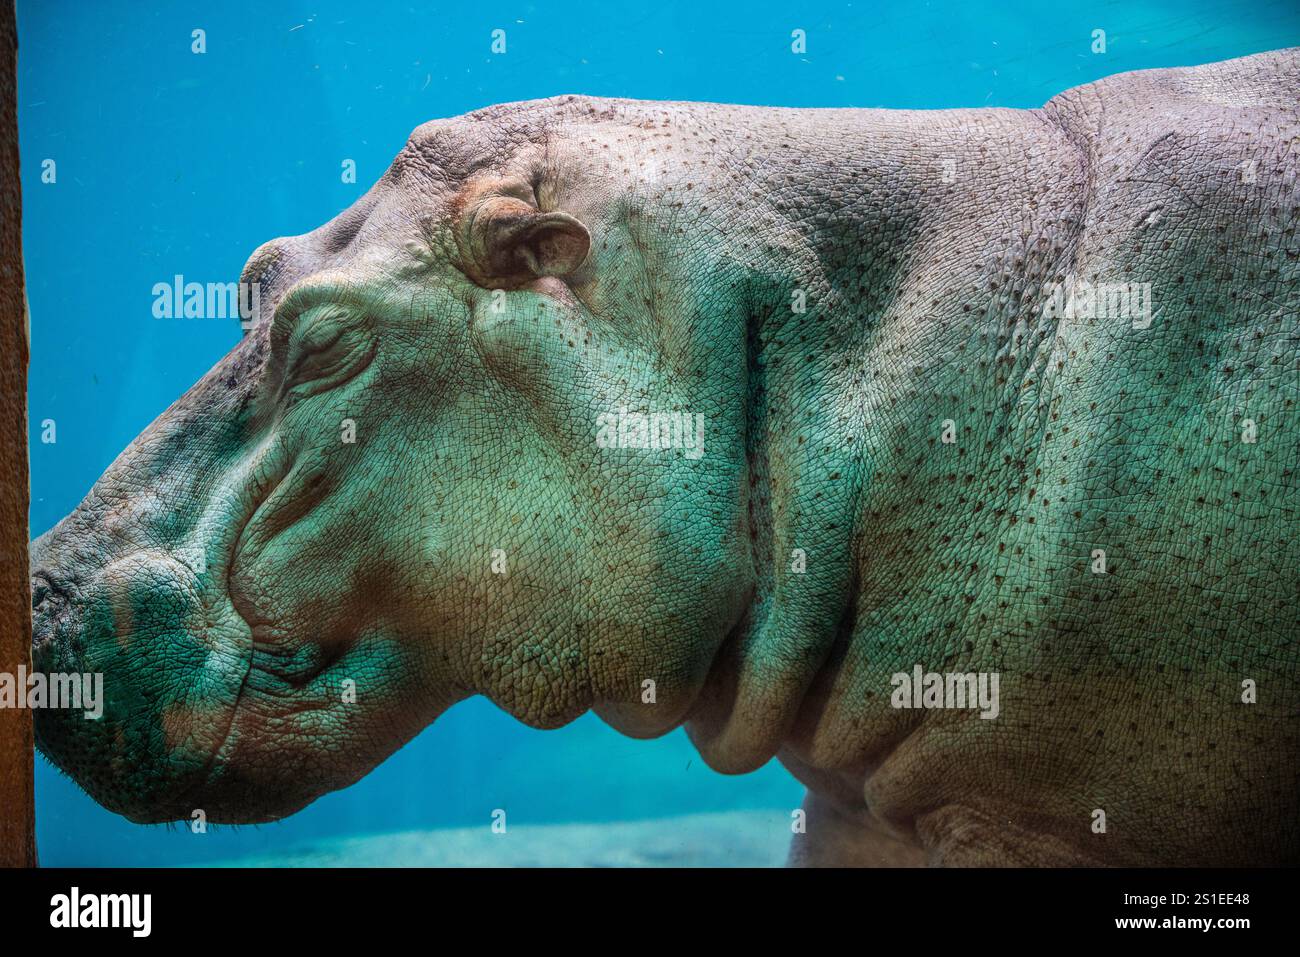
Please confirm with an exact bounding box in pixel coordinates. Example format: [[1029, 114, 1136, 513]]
[[685, 104, 1046, 774], [679, 111, 919, 772]]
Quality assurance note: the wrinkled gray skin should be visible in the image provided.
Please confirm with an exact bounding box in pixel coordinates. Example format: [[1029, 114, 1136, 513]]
[[31, 50, 1300, 865]]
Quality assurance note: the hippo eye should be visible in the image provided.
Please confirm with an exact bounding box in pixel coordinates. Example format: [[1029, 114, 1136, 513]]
[[278, 304, 376, 400]]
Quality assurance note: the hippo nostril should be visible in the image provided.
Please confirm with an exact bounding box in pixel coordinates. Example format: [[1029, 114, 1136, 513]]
[[30, 573, 67, 616], [30, 574, 69, 656]]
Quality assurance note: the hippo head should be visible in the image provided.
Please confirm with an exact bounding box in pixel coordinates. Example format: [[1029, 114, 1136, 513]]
[[30, 97, 778, 823]]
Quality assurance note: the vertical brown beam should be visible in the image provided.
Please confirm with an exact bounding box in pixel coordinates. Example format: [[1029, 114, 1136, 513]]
[[0, 0, 37, 868]]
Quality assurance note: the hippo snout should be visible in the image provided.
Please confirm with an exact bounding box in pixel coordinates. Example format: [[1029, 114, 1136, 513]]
[[26, 541, 254, 822]]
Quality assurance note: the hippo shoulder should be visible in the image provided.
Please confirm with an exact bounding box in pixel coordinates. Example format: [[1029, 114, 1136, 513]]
[[1032, 48, 1299, 261], [1036, 48, 1300, 182], [1041, 46, 1300, 126]]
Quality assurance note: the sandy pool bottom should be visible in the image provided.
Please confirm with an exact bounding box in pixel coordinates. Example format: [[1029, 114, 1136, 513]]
[[205, 809, 793, 867]]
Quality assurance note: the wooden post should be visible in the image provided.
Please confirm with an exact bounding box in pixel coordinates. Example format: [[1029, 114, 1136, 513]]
[[0, 0, 37, 868]]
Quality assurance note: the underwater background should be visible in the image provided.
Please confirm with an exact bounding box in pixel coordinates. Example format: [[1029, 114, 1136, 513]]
[[17, 0, 1300, 865]]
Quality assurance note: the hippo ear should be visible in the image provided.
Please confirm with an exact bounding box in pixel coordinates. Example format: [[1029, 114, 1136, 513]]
[[467, 196, 591, 283]]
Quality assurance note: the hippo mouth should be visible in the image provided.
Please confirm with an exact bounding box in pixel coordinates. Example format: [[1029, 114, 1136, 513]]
[[225, 452, 293, 631], [25, 444, 299, 821], [164, 451, 299, 809]]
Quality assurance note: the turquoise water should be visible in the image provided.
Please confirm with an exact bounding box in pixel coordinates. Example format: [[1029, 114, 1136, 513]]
[[17, 0, 1300, 866]]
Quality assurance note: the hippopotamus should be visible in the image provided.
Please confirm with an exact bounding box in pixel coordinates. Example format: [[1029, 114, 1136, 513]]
[[29, 48, 1300, 866]]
